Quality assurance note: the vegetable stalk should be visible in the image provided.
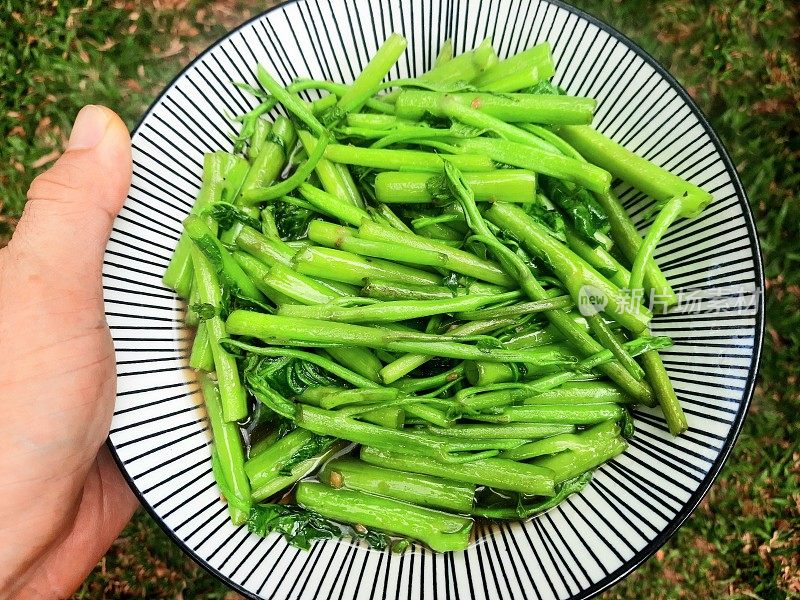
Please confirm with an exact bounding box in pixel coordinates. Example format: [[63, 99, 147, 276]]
[[295, 482, 473, 552], [226, 311, 578, 365], [360, 447, 555, 495], [395, 91, 594, 124], [200, 374, 251, 523], [191, 247, 247, 421], [374, 170, 537, 204], [321, 458, 475, 512]]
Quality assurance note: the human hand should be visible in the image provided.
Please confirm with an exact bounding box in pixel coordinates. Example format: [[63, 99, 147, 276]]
[[0, 106, 139, 599]]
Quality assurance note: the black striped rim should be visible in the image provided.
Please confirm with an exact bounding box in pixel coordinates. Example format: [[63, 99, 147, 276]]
[[105, 1, 764, 598]]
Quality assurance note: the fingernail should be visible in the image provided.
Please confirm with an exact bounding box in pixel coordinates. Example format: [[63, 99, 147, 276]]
[[67, 105, 112, 150]]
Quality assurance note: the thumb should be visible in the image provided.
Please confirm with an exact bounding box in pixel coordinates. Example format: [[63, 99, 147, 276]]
[[13, 105, 131, 292]]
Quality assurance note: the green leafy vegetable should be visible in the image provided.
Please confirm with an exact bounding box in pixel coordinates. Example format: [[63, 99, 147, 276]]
[[278, 434, 337, 476], [211, 448, 250, 513], [485, 223, 549, 275], [246, 503, 394, 550], [540, 177, 609, 244], [242, 358, 298, 419], [170, 32, 705, 554], [246, 503, 341, 550], [267, 130, 286, 149], [523, 193, 567, 241], [620, 409, 636, 439], [243, 354, 343, 399], [190, 302, 217, 322], [212, 285, 274, 322], [273, 200, 315, 240], [352, 527, 391, 550], [275, 417, 298, 439], [425, 174, 451, 202], [391, 538, 412, 553], [193, 234, 225, 274], [205, 202, 262, 232]]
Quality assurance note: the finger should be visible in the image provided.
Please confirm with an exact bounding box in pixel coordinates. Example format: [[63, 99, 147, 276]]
[[10, 446, 139, 600], [10, 105, 131, 292], [94, 443, 140, 541]]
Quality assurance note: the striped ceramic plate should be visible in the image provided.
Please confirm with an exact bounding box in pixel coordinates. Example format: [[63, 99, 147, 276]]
[[104, 0, 764, 598]]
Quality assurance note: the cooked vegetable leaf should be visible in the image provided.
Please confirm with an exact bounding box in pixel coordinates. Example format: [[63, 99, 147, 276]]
[[442, 272, 460, 295], [273, 200, 315, 240], [540, 177, 609, 244], [267, 130, 286, 149], [190, 302, 217, 322], [246, 503, 341, 550], [242, 358, 298, 419], [514, 472, 592, 518], [353, 527, 391, 550], [243, 355, 343, 399], [425, 174, 451, 202], [205, 202, 262, 232], [193, 234, 225, 274], [278, 434, 337, 476], [620, 409, 636, 438], [246, 503, 395, 551]]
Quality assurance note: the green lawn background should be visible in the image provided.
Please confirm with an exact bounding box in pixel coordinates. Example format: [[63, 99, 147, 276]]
[[2, 1, 798, 598]]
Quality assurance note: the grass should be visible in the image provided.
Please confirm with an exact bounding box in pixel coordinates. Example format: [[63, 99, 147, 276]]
[[1, 0, 798, 598], [0, 0, 251, 243]]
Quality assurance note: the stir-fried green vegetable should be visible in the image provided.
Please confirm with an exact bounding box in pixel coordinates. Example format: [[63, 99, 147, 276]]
[[164, 33, 709, 553]]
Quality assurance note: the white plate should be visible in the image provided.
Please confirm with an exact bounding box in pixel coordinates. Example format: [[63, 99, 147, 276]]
[[104, 1, 764, 598]]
